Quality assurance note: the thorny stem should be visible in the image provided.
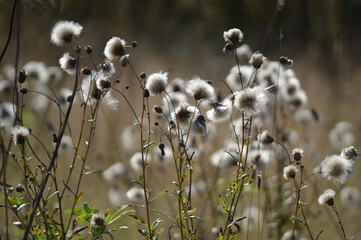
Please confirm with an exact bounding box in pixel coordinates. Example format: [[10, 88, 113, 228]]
[[332, 205, 347, 240]]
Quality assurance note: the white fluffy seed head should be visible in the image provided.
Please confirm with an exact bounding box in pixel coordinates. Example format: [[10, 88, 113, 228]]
[[340, 146, 358, 161], [90, 214, 105, 227], [258, 130, 274, 145], [320, 155, 352, 184], [126, 187, 145, 203], [11, 126, 30, 145], [171, 104, 199, 129], [283, 165, 298, 180], [206, 98, 232, 123], [59, 52, 76, 75], [318, 189, 335, 206], [249, 52, 266, 69], [104, 37, 126, 61], [145, 72, 168, 96], [233, 86, 268, 117], [191, 114, 207, 136], [185, 77, 214, 100], [223, 28, 244, 44], [102, 162, 126, 183], [292, 148, 304, 161], [50, 20, 83, 46], [340, 187, 360, 205]]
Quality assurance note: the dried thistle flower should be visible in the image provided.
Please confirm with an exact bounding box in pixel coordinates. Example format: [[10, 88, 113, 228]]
[[90, 214, 105, 227], [249, 52, 266, 69], [318, 189, 335, 206], [283, 165, 298, 180], [59, 52, 76, 75], [185, 77, 215, 100], [50, 20, 83, 46], [223, 28, 243, 45], [104, 37, 126, 61], [145, 72, 168, 96], [126, 187, 146, 203], [233, 86, 268, 116], [320, 155, 352, 184], [171, 104, 199, 129], [102, 162, 126, 183], [258, 130, 274, 145], [340, 146, 358, 162], [206, 98, 232, 123], [292, 148, 303, 161], [11, 126, 30, 145]]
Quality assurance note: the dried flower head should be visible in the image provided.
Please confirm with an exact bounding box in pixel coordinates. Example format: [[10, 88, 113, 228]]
[[129, 152, 151, 172], [318, 189, 336, 206], [59, 52, 76, 75], [90, 214, 105, 227], [104, 37, 126, 61], [248, 150, 273, 170], [340, 146, 358, 162], [320, 155, 352, 184], [191, 114, 207, 136], [50, 20, 83, 46], [145, 72, 168, 96], [233, 86, 268, 116], [340, 187, 360, 205], [206, 98, 232, 123], [102, 162, 126, 183], [171, 104, 199, 129], [223, 28, 244, 45], [249, 52, 266, 69], [258, 130, 274, 145], [11, 126, 30, 145], [185, 77, 214, 100], [96, 76, 111, 90], [101, 61, 115, 76], [283, 165, 298, 180], [23, 61, 49, 84], [126, 187, 145, 203], [292, 148, 303, 161]]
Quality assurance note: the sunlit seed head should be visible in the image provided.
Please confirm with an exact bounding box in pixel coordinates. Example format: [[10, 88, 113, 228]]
[[320, 155, 352, 184], [318, 189, 336, 206], [104, 37, 126, 61], [340, 187, 360, 205], [258, 130, 274, 145], [90, 214, 105, 227], [329, 121, 355, 150], [145, 72, 168, 96], [59, 52, 76, 75], [191, 114, 207, 136], [171, 104, 199, 129], [11, 126, 30, 145], [101, 61, 115, 76], [50, 20, 83, 47], [292, 148, 304, 161], [233, 86, 268, 117], [206, 98, 232, 123], [288, 89, 307, 111], [248, 150, 273, 170], [96, 77, 111, 90], [283, 165, 298, 180], [166, 77, 186, 93], [249, 51, 266, 69], [223, 28, 244, 45], [23, 61, 50, 84], [225, 65, 252, 91], [102, 162, 126, 183], [185, 77, 214, 100], [126, 187, 146, 203], [340, 146, 358, 162], [129, 152, 151, 172]]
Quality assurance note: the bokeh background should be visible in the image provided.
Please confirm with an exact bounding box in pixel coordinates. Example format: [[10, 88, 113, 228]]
[[1, 0, 361, 239]]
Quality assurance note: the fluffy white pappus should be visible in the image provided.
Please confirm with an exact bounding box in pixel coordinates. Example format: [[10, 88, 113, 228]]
[[101, 61, 116, 77], [248, 150, 273, 171], [294, 109, 313, 122], [191, 115, 207, 136], [50, 20, 83, 47], [285, 77, 301, 97], [283, 165, 298, 180], [249, 51, 266, 69], [96, 76, 111, 90], [108, 186, 125, 206], [11, 126, 30, 145], [56, 88, 73, 107], [288, 89, 307, 111], [121, 126, 140, 152], [59, 52, 76, 75], [47, 66, 64, 83], [329, 121, 355, 150], [162, 91, 188, 114], [210, 149, 238, 169], [340, 146, 358, 162], [102, 90, 119, 110], [145, 72, 168, 96], [233, 86, 268, 117], [0, 79, 11, 93], [129, 152, 151, 172], [31, 86, 51, 114], [206, 98, 232, 123], [126, 187, 145, 203], [0, 102, 16, 123], [104, 37, 126, 61], [1, 64, 16, 81], [236, 44, 252, 64], [171, 104, 199, 129], [318, 189, 336, 206], [185, 77, 214, 100], [340, 186, 360, 205], [166, 77, 186, 93], [57, 135, 74, 154], [226, 65, 252, 91], [320, 154, 352, 185], [223, 28, 244, 44], [23, 61, 50, 84], [90, 214, 105, 227], [102, 162, 126, 183]]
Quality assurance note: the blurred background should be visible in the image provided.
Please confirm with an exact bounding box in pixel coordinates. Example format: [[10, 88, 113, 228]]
[[1, 0, 361, 239]]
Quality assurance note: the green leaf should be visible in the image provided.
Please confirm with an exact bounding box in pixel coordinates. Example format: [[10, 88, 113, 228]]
[[150, 218, 162, 230], [143, 141, 156, 150], [130, 215, 148, 227], [75, 192, 83, 204], [83, 202, 92, 214], [108, 210, 135, 225], [218, 195, 229, 213], [13, 221, 25, 230], [63, 181, 76, 196], [149, 190, 167, 204]]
